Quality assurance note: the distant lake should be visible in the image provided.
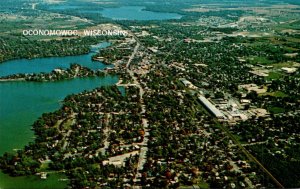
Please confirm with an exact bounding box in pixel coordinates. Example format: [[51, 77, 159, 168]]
[[0, 42, 111, 77], [48, 5, 182, 21], [99, 6, 182, 20]]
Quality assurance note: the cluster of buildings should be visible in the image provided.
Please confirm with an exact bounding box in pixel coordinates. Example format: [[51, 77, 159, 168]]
[[180, 78, 269, 124]]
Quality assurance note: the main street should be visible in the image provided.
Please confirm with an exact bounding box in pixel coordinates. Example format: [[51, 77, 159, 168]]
[[123, 32, 149, 187]]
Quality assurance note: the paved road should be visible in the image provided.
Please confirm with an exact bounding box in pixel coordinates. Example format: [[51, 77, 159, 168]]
[[123, 34, 149, 186]]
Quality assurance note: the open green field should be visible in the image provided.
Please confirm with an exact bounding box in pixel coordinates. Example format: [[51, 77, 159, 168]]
[[247, 56, 274, 65], [266, 71, 284, 80], [260, 91, 288, 98]]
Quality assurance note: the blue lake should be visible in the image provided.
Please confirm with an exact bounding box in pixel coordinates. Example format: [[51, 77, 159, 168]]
[[0, 42, 111, 77], [0, 76, 119, 155], [0, 41, 121, 188], [48, 5, 182, 21], [99, 6, 182, 20], [0, 41, 119, 154]]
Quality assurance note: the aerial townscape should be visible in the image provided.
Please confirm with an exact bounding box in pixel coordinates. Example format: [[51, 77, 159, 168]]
[[0, 0, 299, 188]]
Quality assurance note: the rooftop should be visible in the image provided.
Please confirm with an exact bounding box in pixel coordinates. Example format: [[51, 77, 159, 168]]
[[198, 95, 225, 119]]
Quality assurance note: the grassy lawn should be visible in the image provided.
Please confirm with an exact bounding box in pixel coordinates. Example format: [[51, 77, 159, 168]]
[[271, 62, 296, 69], [260, 91, 288, 98], [180, 182, 209, 189], [273, 19, 300, 31], [40, 162, 49, 170], [247, 56, 274, 65], [287, 20, 300, 29], [267, 106, 285, 114], [233, 134, 247, 144], [63, 118, 74, 130], [198, 182, 210, 189], [266, 71, 284, 80]]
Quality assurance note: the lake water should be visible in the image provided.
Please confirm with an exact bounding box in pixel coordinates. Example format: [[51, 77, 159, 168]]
[[0, 42, 119, 188], [0, 77, 118, 154], [0, 172, 68, 189], [0, 76, 118, 189], [99, 6, 182, 20], [0, 42, 111, 77], [47, 5, 182, 21]]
